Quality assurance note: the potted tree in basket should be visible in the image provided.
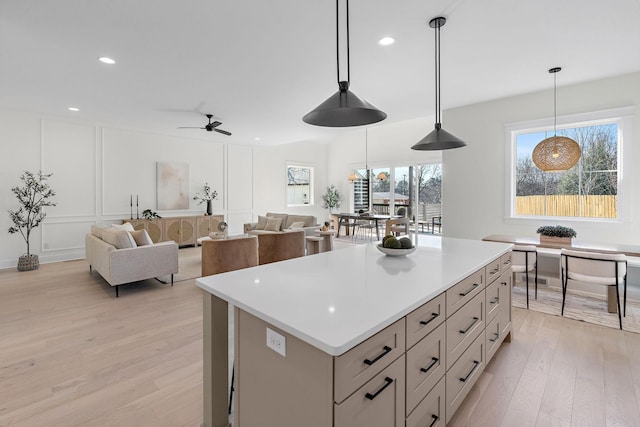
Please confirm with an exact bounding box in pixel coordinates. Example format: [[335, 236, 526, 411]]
[[536, 225, 577, 245], [321, 185, 342, 230], [8, 171, 57, 271]]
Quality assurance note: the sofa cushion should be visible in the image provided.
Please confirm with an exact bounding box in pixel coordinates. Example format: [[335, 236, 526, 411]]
[[284, 214, 316, 228], [264, 217, 283, 232], [102, 229, 137, 249], [255, 215, 269, 230], [265, 213, 288, 230], [91, 225, 109, 239], [130, 229, 153, 246], [112, 222, 135, 232], [288, 221, 306, 230]]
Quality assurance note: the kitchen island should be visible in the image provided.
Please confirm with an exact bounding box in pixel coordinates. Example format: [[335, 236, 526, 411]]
[[196, 235, 513, 427]]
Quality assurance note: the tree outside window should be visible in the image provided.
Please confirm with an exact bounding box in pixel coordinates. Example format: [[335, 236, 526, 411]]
[[515, 122, 618, 218]]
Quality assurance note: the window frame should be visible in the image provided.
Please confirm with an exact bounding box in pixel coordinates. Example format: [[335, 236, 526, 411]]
[[504, 106, 633, 222], [286, 163, 314, 207]]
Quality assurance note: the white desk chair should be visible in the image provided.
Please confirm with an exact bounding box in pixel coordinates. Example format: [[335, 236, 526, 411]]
[[511, 245, 537, 309], [560, 249, 627, 330]]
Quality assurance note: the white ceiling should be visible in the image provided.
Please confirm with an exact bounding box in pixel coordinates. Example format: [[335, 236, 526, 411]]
[[2, 0, 639, 146]]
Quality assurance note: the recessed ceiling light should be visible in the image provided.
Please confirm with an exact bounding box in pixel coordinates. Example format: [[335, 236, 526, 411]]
[[378, 37, 395, 46], [98, 57, 116, 64], [68, 107, 79, 112]]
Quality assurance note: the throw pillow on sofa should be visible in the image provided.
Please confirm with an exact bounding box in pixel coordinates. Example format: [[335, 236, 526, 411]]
[[111, 222, 135, 232], [264, 217, 283, 232], [129, 229, 153, 246], [288, 221, 306, 230], [102, 229, 137, 249], [255, 215, 269, 230]]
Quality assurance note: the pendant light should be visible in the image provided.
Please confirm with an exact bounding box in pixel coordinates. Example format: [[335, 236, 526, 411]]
[[376, 171, 387, 181], [348, 128, 370, 181], [532, 67, 581, 172], [412, 17, 466, 151], [303, 0, 387, 127]]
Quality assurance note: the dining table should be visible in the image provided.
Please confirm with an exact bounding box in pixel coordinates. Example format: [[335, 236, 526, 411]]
[[335, 212, 399, 240]]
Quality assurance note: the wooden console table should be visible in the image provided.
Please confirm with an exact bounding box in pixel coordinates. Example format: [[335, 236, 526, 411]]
[[126, 215, 224, 246]]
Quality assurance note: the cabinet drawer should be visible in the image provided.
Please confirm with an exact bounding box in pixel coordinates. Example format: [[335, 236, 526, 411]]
[[501, 251, 512, 272], [485, 315, 502, 364], [406, 376, 445, 427], [406, 322, 445, 415], [446, 332, 485, 423], [500, 270, 512, 338], [446, 291, 485, 369], [446, 269, 484, 317], [485, 257, 502, 285], [406, 293, 445, 349], [334, 318, 405, 403], [334, 355, 405, 427], [485, 278, 501, 323]]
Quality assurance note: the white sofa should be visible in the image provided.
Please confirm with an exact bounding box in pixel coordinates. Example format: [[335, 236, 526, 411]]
[[243, 212, 319, 236], [85, 225, 179, 297]]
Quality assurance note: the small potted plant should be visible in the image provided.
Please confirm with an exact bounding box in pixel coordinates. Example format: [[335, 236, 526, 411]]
[[142, 209, 161, 220], [536, 225, 577, 245], [193, 182, 218, 216], [7, 171, 57, 271], [321, 185, 342, 214]]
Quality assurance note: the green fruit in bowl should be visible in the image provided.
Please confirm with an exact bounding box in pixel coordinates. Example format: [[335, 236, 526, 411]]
[[399, 237, 413, 249], [382, 234, 394, 245], [383, 236, 402, 249]]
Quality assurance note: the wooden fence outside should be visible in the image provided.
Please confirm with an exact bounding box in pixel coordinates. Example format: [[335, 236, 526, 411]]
[[515, 195, 617, 218]]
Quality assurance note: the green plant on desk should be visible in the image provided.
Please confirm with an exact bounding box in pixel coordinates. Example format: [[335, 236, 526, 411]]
[[536, 225, 577, 238]]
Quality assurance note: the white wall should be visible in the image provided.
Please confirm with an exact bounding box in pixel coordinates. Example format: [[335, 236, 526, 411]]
[[0, 109, 253, 268], [443, 71, 640, 244]]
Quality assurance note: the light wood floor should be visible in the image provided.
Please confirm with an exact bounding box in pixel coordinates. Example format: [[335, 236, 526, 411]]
[[2, 259, 640, 426]]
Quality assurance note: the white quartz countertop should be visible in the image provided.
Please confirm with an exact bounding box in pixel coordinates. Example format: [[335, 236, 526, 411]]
[[196, 236, 512, 356]]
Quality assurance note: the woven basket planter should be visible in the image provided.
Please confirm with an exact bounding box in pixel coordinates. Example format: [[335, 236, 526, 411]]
[[539, 235, 573, 246], [17, 254, 40, 271]]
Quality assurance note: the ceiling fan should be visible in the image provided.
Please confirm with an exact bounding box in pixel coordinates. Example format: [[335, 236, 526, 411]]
[[178, 114, 232, 136]]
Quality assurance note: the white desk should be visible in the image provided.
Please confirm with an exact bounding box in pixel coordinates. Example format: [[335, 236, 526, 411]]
[[196, 236, 512, 426]]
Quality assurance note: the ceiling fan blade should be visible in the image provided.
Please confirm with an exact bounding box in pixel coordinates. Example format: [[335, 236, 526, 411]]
[[210, 120, 222, 128], [214, 128, 232, 136], [177, 126, 206, 129]]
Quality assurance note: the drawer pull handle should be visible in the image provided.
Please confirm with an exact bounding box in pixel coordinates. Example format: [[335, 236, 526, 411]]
[[501, 281, 507, 286], [419, 312, 440, 326], [364, 345, 392, 366], [458, 283, 479, 297], [503, 260, 511, 265], [490, 268, 499, 274], [489, 332, 500, 342], [420, 357, 439, 373], [459, 360, 480, 383], [459, 317, 479, 334], [429, 414, 439, 427], [490, 297, 499, 305], [365, 376, 393, 400]]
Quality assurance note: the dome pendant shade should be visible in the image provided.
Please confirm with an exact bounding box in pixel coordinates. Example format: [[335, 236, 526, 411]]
[[532, 136, 581, 172], [303, 81, 387, 127], [412, 123, 466, 150]]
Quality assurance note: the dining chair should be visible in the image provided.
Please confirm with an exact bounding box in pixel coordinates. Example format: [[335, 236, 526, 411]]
[[560, 249, 627, 330], [385, 217, 410, 237], [353, 213, 376, 241], [511, 245, 537, 309]]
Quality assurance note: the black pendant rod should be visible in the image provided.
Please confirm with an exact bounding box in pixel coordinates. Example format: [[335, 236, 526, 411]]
[[336, 0, 351, 85], [435, 18, 441, 125], [550, 67, 561, 136]]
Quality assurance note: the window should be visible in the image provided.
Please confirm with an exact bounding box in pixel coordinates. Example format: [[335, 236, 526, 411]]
[[286, 165, 313, 206], [508, 108, 631, 220]]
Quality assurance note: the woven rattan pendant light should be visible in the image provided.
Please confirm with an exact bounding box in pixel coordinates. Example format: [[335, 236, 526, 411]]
[[412, 17, 466, 151], [532, 67, 581, 172], [303, 0, 386, 127]]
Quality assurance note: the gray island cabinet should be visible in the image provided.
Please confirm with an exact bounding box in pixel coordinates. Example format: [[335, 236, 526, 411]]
[[197, 236, 513, 427]]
